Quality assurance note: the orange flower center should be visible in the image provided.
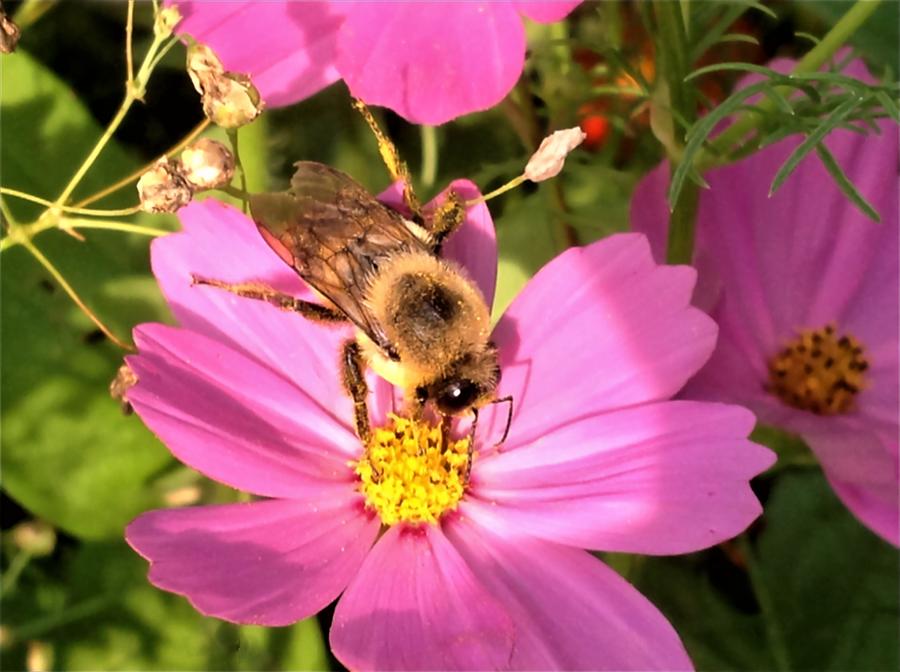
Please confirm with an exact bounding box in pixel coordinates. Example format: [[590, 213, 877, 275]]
[[767, 325, 868, 415]]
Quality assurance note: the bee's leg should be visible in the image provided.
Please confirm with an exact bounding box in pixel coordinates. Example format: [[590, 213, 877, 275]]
[[191, 276, 346, 323], [427, 189, 466, 253], [351, 98, 422, 221], [465, 407, 479, 480], [341, 340, 372, 443]]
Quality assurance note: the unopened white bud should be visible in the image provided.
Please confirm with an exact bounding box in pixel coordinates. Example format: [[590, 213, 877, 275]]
[[181, 138, 235, 190], [11, 520, 56, 557], [524, 127, 587, 182], [137, 159, 192, 213]]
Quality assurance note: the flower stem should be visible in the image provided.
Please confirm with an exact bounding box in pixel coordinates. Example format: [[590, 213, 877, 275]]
[[125, 0, 135, 91], [228, 128, 250, 214], [653, 0, 699, 264], [0, 550, 31, 596], [52, 13, 169, 208], [665, 179, 698, 265], [738, 535, 792, 671], [0, 188, 141, 217], [21, 239, 133, 350], [59, 217, 172, 238], [697, 0, 883, 170], [11, 0, 57, 29], [420, 125, 438, 190]]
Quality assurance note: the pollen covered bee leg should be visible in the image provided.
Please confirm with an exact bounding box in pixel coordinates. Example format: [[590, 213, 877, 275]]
[[428, 190, 466, 252], [465, 407, 479, 479], [351, 98, 422, 221], [191, 276, 346, 323], [341, 340, 372, 443]]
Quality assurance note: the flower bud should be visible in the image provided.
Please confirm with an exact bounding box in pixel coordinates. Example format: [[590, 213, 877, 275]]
[[154, 5, 182, 40], [137, 159, 192, 214], [0, 9, 20, 54], [181, 138, 235, 190], [524, 127, 587, 182], [10, 520, 56, 557], [26, 641, 53, 672]]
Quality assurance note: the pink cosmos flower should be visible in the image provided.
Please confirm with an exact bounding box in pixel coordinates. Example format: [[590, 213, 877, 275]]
[[630, 61, 899, 547], [125, 181, 773, 669], [169, 1, 582, 124]]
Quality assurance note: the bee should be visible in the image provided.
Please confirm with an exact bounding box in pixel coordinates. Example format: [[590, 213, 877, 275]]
[[194, 158, 511, 445]]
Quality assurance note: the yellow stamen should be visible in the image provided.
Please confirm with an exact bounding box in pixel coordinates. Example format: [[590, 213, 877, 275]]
[[768, 324, 868, 415], [354, 414, 472, 526]]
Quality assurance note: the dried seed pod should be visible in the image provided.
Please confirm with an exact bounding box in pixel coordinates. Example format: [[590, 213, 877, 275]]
[[186, 42, 264, 128], [524, 127, 587, 182], [109, 362, 139, 414], [0, 7, 20, 54], [154, 5, 181, 39], [137, 159, 192, 213], [181, 138, 235, 190]]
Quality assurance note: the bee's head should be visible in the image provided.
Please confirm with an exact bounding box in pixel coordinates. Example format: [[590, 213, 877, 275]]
[[419, 348, 500, 416]]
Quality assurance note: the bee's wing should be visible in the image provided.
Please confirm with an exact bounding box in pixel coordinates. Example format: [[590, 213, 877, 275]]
[[250, 162, 428, 353]]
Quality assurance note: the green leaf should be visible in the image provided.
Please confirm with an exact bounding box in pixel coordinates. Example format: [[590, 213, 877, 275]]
[[492, 191, 558, 321], [814, 143, 881, 222], [754, 470, 900, 670], [1, 50, 174, 539], [669, 80, 771, 208], [2, 540, 328, 671], [769, 95, 860, 196]]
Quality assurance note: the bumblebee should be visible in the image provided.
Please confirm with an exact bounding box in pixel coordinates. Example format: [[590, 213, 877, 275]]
[[195, 108, 508, 443]]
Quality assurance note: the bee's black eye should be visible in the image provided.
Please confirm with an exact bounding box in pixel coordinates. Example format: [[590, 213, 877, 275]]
[[435, 380, 480, 415]]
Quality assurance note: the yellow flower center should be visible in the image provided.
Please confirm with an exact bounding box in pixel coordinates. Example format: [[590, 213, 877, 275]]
[[768, 325, 868, 415], [354, 414, 472, 526]]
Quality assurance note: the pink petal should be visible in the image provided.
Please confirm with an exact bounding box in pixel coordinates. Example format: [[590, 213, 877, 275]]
[[126, 492, 379, 626], [378, 180, 498, 308], [331, 525, 514, 671], [446, 511, 693, 670], [472, 401, 772, 554], [806, 426, 899, 546], [515, 1, 583, 22], [483, 234, 717, 449], [154, 200, 356, 423], [128, 323, 358, 498], [170, 1, 342, 107], [336, 3, 525, 124]]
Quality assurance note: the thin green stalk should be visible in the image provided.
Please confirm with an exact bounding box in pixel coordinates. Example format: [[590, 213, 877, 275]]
[[53, 17, 168, 207], [420, 125, 438, 190], [0, 551, 31, 595], [228, 128, 249, 213], [21, 239, 132, 350], [697, 0, 883, 169], [59, 217, 172, 238], [738, 536, 791, 671], [11, 595, 116, 641], [11, 0, 57, 29], [0, 188, 141, 217], [125, 0, 135, 89]]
